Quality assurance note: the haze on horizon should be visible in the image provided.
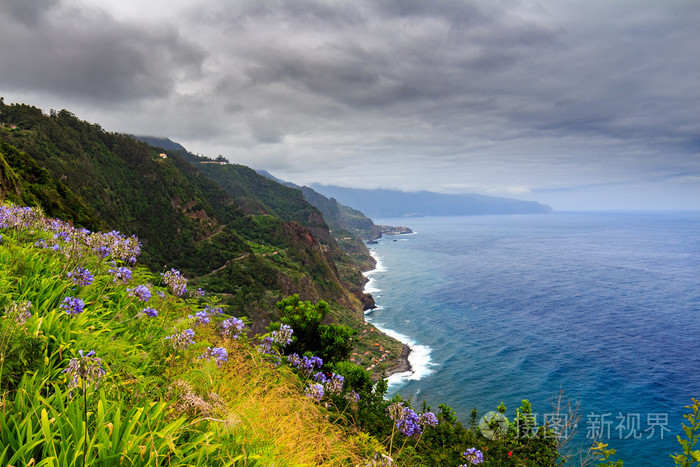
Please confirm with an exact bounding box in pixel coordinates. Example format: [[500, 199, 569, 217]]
[[1, 0, 698, 212]]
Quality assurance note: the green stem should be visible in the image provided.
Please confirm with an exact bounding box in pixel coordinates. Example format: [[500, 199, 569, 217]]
[[83, 388, 88, 467]]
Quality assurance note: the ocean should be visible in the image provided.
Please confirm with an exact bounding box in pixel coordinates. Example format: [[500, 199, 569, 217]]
[[363, 212, 700, 466]]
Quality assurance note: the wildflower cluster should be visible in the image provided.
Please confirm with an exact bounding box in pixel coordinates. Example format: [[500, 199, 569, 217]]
[[287, 354, 323, 376], [127, 284, 151, 302], [345, 390, 360, 404], [67, 267, 94, 286], [0, 205, 41, 230], [221, 317, 245, 339], [165, 328, 196, 351], [305, 382, 325, 402], [257, 336, 274, 354], [387, 402, 439, 437], [4, 300, 33, 325], [109, 266, 132, 284], [60, 296, 85, 315], [62, 349, 107, 397], [85, 230, 141, 263], [190, 310, 210, 325], [190, 306, 222, 326], [313, 372, 345, 395], [161, 268, 187, 296], [1, 205, 141, 263], [199, 346, 228, 367], [271, 324, 294, 346], [142, 307, 158, 317], [459, 448, 484, 465]]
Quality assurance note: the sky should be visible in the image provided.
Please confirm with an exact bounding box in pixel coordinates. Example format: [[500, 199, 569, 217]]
[[1, 0, 698, 211]]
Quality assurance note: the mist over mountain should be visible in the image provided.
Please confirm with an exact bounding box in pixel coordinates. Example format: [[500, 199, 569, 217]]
[[309, 184, 553, 219]]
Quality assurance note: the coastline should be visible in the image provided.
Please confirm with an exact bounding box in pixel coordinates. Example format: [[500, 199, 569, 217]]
[[362, 244, 416, 381]]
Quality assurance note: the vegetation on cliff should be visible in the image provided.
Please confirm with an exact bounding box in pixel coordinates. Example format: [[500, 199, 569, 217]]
[[0, 204, 586, 466], [0, 101, 396, 370]]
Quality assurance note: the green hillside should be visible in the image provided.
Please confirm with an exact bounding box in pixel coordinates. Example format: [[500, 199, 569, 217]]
[[0, 102, 397, 369]]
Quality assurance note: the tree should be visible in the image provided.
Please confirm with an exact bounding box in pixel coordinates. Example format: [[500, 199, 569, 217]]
[[276, 295, 356, 364]]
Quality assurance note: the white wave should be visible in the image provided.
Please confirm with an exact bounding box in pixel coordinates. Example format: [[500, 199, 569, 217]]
[[364, 315, 436, 394], [362, 241, 436, 391]]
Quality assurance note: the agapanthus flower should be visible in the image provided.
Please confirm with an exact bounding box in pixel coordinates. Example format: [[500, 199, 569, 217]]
[[127, 284, 151, 302], [313, 372, 328, 384], [62, 349, 106, 397], [387, 402, 425, 437], [194, 288, 205, 297], [290, 355, 324, 376], [189, 309, 210, 325], [165, 328, 195, 350], [0, 205, 40, 230], [257, 336, 274, 354], [67, 267, 94, 286], [344, 390, 360, 404], [5, 300, 33, 325], [199, 346, 228, 367], [324, 373, 345, 395], [221, 317, 245, 339], [460, 448, 484, 465], [109, 266, 132, 284], [305, 382, 325, 402], [60, 296, 85, 315], [271, 324, 293, 346], [161, 268, 187, 296], [142, 307, 158, 317], [419, 411, 439, 427], [204, 305, 223, 315]]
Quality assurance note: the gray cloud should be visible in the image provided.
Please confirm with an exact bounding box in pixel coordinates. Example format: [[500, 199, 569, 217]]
[[0, 0, 697, 209], [0, 0, 205, 102]]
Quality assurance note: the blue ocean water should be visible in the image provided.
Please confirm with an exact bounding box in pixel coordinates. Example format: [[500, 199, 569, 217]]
[[363, 212, 700, 466]]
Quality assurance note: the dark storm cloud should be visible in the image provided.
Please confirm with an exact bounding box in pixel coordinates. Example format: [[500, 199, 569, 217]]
[[0, 0, 205, 102], [1, 0, 697, 209]]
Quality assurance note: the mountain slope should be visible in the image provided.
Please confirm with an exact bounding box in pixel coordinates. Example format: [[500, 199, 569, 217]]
[[0, 102, 402, 372]]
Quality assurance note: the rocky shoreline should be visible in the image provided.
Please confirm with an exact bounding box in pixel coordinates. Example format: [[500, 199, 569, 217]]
[[361, 241, 414, 380], [385, 343, 412, 376]]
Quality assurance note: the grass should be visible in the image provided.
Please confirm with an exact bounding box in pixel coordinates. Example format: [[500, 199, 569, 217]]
[[0, 204, 369, 466]]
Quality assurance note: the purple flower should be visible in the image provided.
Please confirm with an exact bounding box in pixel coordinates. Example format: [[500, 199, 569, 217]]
[[109, 266, 132, 284], [257, 336, 274, 354], [387, 402, 423, 437], [199, 346, 228, 367], [289, 355, 324, 376], [142, 307, 158, 317], [6, 300, 32, 325], [204, 305, 223, 315], [461, 448, 484, 465], [272, 324, 294, 347], [62, 349, 106, 397], [325, 373, 345, 395], [344, 391, 360, 404], [419, 411, 439, 427], [221, 317, 245, 339], [165, 328, 195, 350], [127, 284, 151, 302], [305, 382, 324, 402], [161, 268, 187, 296], [67, 267, 94, 286], [313, 372, 328, 384], [189, 309, 210, 325], [60, 296, 85, 315]]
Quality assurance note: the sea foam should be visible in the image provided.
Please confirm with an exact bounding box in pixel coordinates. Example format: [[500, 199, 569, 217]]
[[363, 245, 435, 392]]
